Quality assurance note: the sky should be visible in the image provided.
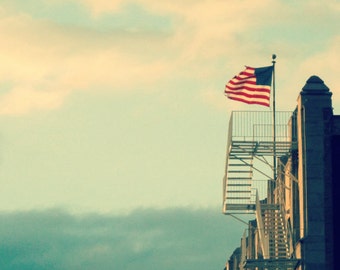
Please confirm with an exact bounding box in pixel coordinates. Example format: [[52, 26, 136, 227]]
[[0, 0, 339, 269]]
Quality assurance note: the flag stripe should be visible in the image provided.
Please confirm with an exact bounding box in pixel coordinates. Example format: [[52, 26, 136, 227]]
[[226, 84, 270, 92], [227, 96, 270, 107], [224, 65, 273, 107], [225, 91, 270, 100], [228, 79, 257, 86]]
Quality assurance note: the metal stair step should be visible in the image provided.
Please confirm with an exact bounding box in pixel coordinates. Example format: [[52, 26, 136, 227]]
[[223, 204, 255, 211], [228, 170, 252, 173], [228, 177, 252, 180], [227, 190, 252, 193], [229, 155, 253, 160], [228, 163, 253, 167], [227, 183, 251, 187], [226, 197, 251, 200]]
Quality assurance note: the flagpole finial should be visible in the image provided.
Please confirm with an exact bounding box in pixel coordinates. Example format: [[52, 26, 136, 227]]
[[272, 54, 276, 64]]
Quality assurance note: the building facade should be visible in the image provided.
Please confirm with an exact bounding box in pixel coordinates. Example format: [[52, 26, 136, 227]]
[[222, 76, 339, 269]]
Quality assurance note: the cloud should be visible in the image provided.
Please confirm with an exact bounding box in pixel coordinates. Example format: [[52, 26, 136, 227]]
[[0, 207, 244, 270], [298, 36, 340, 88], [271, 34, 340, 111], [71, 0, 125, 16], [0, 0, 338, 115], [0, 3, 175, 115]]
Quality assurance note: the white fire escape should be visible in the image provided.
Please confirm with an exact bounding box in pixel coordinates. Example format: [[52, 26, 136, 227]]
[[222, 111, 299, 270]]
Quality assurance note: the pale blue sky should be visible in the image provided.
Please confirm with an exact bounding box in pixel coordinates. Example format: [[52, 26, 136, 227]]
[[0, 0, 339, 269]]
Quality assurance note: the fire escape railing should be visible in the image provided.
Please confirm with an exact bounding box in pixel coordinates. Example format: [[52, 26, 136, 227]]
[[223, 111, 294, 214]]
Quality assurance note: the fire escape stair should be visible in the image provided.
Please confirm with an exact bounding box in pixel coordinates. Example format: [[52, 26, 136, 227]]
[[224, 152, 255, 212], [263, 208, 290, 259], [244, 206, 300, 269]]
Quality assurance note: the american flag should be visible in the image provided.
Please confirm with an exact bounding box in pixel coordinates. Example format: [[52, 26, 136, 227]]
[[225, 66, 273, 107]]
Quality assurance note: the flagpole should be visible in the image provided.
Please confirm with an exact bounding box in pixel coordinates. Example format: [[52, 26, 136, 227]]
[[272, 54, 277, 183]]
